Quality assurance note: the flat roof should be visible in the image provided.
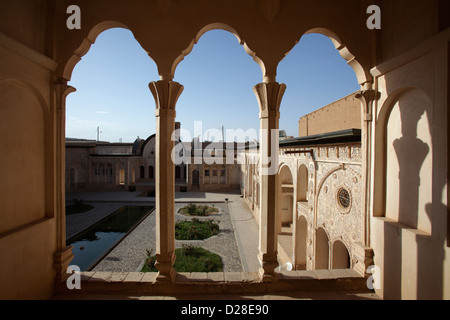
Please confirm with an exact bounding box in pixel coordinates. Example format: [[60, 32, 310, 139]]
[[279, 129, 361, 147], [238, 129, 361, 150]]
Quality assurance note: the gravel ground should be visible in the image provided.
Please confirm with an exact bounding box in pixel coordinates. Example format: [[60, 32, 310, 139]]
[[87, 202, 243, 272]]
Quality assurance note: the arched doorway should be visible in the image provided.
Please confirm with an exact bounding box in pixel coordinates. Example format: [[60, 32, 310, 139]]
[[332, 240, 350, 269], [297, 164, 308, 202], [295, 215, 308, 270], [278, 165, 294, 231], [316, 227, 329, 269], [192, 169, 200, 188]]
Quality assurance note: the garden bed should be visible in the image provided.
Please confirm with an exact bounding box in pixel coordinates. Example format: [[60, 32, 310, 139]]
[[141, 245, 223, 272], [178, 203, 218, 216], [175, 218, 220, 240]]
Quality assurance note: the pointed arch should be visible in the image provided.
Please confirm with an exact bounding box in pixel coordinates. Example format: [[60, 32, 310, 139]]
[[63, 21, 157, 81], [171, 23, 266, 80], [297, 164, 309, 202], [0, 79, 52, 233], [279, 27, 370, 86], [295, 215, 308, 270], [373, 87, 433, 234], [332, 239, 351, 269], [315, 227, 330, 269]]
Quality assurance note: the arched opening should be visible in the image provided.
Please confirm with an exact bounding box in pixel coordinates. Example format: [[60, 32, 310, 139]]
[[277, 165, 295, 267], [374, 87, 436, 299], [375, 88, 433, 234], [277, 28, 365, 274], [192, 169, 200, 188], [316, 227, 330, 269], [277, 31, 362, 139], [332, 240, 350, 269], [281, 195, 293, 226], [278, 165, 294, 230], [148, 166, 154, 180], [174, 27, 262, 272], [175, 165, 181, 180], [297, 164, 308, 202], [64, 26, 159, 272], [106, 164, 113, 184], [0, 79, 50, 235], [295, 215, 308, 270], [66, 27, 157, 143]]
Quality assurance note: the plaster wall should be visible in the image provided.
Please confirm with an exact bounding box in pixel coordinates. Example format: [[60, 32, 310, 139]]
[[0, 31, 57, 299], [298, 93, 361, 137], [370, 30, 450, 300]]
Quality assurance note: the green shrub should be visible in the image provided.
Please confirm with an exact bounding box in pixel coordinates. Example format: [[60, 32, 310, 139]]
[[141, 249, 158, 273], [178, 203, 218, 217], [175, 218, 220, 240], [141, 246, 223, 273]]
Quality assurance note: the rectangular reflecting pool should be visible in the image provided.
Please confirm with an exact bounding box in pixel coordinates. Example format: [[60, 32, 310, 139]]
[[67, 205, 154, 271]]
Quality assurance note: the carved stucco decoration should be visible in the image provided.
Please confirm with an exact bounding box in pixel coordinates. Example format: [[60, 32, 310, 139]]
[[316, 163, 362, 253]]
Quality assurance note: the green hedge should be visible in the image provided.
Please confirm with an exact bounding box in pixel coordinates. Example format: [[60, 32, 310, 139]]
[[175, 218, 220, 240], [141, 245, 223, 273]]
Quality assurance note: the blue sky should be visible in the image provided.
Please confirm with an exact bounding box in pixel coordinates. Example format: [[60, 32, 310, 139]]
[[66, 28, 359, 143]]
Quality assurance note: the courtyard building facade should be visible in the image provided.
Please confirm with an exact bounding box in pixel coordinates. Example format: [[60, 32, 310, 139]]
[[241, 96, 366, 274]]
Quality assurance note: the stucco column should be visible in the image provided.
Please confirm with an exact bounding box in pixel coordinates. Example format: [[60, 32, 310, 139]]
[[354, 88, 379, 275], [53, 79, 76, 281], [253, 82, 286, 281], [149, 80, 183, 282]]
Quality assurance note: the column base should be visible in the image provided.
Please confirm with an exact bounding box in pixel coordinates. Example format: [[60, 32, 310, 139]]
[[258, 252, 279, 282], [353, 243, 374, 276], [54, 246, 74, 282], [155, 252, 177, 282]]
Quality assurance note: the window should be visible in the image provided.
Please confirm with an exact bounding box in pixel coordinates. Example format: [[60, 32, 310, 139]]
[[205, 170, 210, 177], [148, 166, 154, 179], [119, 169, 125, 185], [337, 187, 351, 211], [220, 169, 226, 177], [212, 170, 218, 177]]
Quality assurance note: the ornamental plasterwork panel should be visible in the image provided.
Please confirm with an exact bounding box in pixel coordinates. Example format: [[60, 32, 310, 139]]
[[351, 145, 362, 162], [316, 163, 362, 251]]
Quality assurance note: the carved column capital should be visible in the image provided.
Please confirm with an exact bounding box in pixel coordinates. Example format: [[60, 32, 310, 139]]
[[149, 80, 183, 115], [253, 82, 286, 119], [54, 79, 76, 109], [355, 89, 380, 122]]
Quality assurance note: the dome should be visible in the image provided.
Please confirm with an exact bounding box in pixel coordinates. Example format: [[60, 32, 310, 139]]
[[132, 136, 145, 155]]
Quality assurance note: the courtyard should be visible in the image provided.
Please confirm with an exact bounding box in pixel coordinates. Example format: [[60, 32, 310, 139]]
[[65, 191, 261, 273]]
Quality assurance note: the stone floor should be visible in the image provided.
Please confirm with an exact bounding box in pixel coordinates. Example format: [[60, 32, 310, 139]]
[[54, 269, 380, 300]]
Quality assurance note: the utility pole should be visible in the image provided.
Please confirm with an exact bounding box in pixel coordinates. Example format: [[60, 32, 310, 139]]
[[97, 126, 102, 142]]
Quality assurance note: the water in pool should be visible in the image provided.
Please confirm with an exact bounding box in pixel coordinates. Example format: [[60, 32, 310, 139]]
[[67, 206, 154, 271]]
